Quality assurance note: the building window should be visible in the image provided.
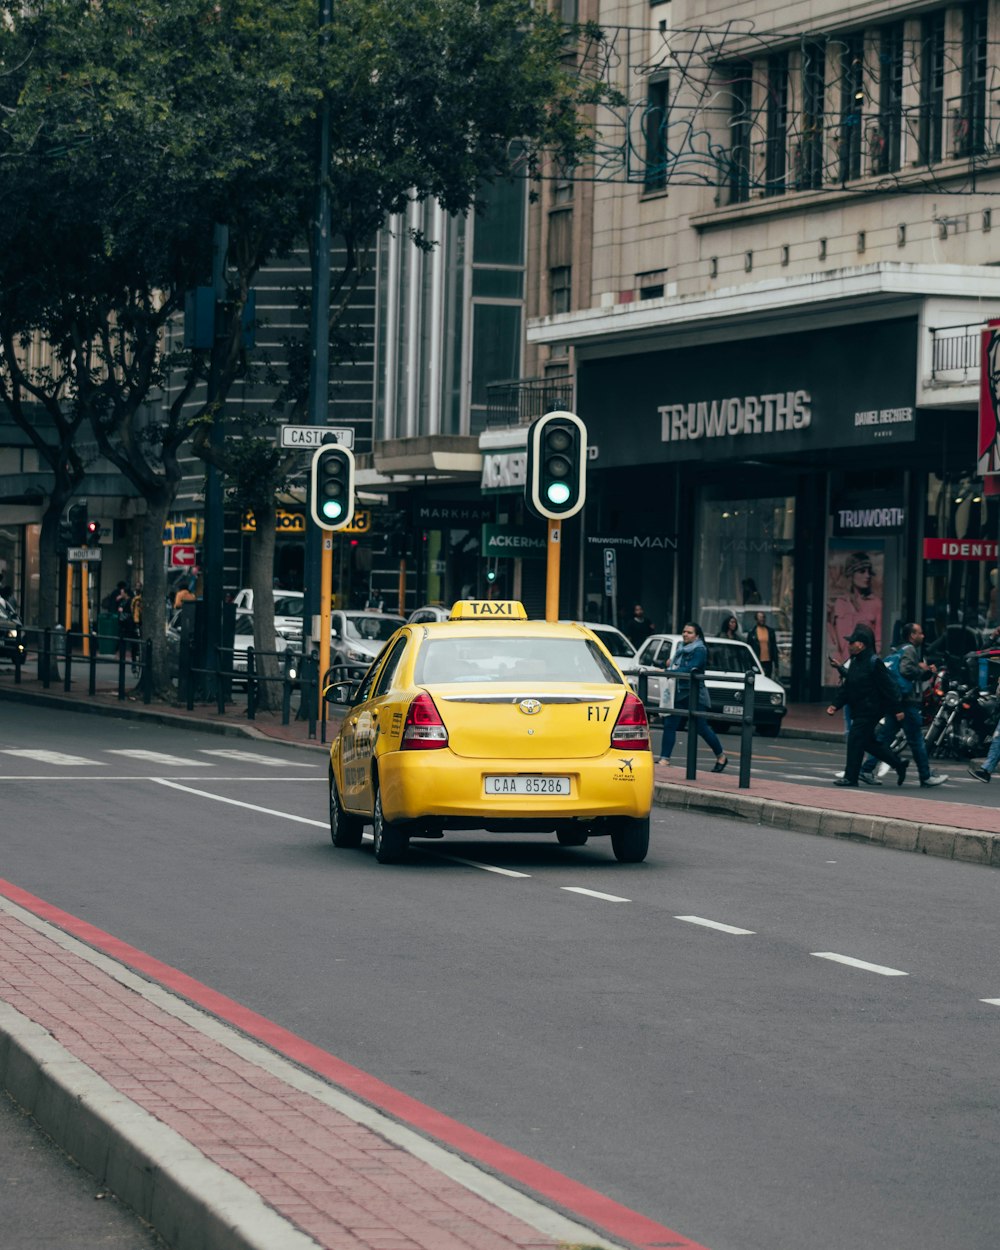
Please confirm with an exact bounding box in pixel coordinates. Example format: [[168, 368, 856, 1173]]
[[644, 77, 669, 191], [838, 35, 865, 182], [637, 269, 666, 300], [797, 43, 825, 190], [764, 54, 789, 196], [550, 266, 572, 315], [919, 12, 945, 165], [728, 64, 753, 204], [872, 23, 903, 174], [955, 0, 988, 157]]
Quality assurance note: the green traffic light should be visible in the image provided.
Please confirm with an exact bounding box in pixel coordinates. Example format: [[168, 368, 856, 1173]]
[[322, 500, 344, 520], [546, 482, 571, 505]]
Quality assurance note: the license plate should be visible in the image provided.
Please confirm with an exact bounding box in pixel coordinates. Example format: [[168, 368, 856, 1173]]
[[484, 775, 570, 796], [722, 704, 742, 716]]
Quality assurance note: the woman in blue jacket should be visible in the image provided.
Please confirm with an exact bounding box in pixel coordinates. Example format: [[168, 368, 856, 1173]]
[[657, 622, 728, 772]]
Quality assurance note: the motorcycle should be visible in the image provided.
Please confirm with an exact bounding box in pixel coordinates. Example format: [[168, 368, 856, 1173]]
[[924, 651, 1000, 759]]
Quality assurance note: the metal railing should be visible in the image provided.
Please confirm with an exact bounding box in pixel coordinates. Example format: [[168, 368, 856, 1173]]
[[484, 377, 574, 429], [637, 668, 756, 788], [929, 322, 993, 377]]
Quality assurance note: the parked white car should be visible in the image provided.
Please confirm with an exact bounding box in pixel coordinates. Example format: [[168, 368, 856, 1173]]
[[406, 604, 450, 624], [634, 633, 786, 736], [561, 620, 640, 688], [233, 589, 304, 641]]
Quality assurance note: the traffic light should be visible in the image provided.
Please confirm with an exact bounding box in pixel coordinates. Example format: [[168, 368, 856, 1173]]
[[525, 411, 587, 520], [68, 503, 88, 546], [309, 442, 355, 530], [85, 519, 101, 544]]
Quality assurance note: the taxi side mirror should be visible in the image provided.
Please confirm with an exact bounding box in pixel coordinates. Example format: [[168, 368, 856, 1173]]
[[323, 681, 355, 706]]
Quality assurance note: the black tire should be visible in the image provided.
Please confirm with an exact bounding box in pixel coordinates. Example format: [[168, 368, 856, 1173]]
[[372, 787, 408, 864], [556, 828, 589, 847], [757, 722, 781, 738], [329, 768, 363, 848], [609, 816, 650, 863]]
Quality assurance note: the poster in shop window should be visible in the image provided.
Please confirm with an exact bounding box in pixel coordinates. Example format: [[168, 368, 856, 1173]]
[[978, 321, 1000, 476], [826, 541, 885, 667]]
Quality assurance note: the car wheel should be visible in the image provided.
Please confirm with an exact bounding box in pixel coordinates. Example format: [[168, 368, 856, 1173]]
[[372, 786, 408, 864], [757, 722, 781, 738], [609, 815, 650, 863], [329, 767, 363, 848], [556, 827, 589, 847]]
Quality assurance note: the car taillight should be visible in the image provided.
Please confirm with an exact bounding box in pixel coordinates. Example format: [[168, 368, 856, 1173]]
[[610, 692, 650, 750], [401, 692, 449, 749]]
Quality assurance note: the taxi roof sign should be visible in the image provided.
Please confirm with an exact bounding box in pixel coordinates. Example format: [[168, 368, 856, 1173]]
[[448, 599, 527, 621]]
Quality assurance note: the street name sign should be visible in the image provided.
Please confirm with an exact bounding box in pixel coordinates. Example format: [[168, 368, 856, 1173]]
[[280, 425, 355, 450], [67, 547, 102, 562]]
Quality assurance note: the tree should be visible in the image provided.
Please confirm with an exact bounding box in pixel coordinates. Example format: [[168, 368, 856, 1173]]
[[0, 0, 618, 694]]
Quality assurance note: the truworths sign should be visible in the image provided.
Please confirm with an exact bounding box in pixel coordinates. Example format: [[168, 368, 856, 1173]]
[[482, 523, 546, 560]]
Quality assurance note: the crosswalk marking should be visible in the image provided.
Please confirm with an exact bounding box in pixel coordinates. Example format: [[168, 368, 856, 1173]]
[[1, 749, 101, 766], [106, 749, 210, 766], [199, 749, 315, 767]]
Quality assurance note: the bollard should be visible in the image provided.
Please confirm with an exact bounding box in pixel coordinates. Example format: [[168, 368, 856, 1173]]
[[41, 629, 51, 688], [215, 646, 226, 716], [739, 670, 755, 789], [63, 631, 74, 692], [117, 642, 127, 700], [246, 647, 256, 720], [88, 631, 98, 696], [141, 638, 153, 704], [685, 672, 700, 780], [281, 652, 294, 726]]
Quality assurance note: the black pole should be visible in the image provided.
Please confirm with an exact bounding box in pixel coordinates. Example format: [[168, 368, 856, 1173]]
[[739, 670, 755, 789], [203, 223, 230, 699], [686, 673, 699, 780], [302, 0, 333, 660]]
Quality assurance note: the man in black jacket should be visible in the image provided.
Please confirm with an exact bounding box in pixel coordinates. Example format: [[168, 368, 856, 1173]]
[[825, 625, 907, 787]]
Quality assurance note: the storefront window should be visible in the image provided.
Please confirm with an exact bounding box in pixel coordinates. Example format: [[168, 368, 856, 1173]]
[[695, 491, 795, 676], [923, 473, 999, 651]]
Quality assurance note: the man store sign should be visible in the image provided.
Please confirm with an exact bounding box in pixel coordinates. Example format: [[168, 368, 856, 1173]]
[[482, 523, 546, 560]]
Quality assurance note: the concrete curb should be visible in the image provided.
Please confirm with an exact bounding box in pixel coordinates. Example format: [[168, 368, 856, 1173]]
[[0, 1002, 323, 1250], [653, 782, 1000, 868]]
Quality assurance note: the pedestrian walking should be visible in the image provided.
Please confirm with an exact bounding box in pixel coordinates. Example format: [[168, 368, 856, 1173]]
[[173, 580, 196, 610], [825, 626, 906, 787], [626, 604, 654, 649], [969, 670, 1000, 783], [859, 622, 946, 787], [720, 614, 742, 641], [746, 610, 779, 677], [656, 622, 728, 773], [129, 584, 143, 673]]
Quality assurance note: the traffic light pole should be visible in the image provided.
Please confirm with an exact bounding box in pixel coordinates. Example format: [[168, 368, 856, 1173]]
[[318, 535, 333, 719], [545, 520, 561, 622]]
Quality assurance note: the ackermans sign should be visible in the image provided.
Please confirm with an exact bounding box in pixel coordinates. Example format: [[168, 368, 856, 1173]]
[[482, 523, 546, 560]]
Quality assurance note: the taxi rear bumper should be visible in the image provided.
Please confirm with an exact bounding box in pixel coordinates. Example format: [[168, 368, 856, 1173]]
[[377, 750, 653, 824]]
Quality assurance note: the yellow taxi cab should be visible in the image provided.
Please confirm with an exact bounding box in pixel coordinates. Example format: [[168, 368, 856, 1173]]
[[325, 600, 654, 864]]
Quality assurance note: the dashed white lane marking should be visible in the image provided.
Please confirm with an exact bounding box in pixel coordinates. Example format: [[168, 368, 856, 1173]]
[[199, 749, 316, 767], [675, 915, 754, 935], [431, 853, 531, 878], [980, 998, 1000, 1006], [562, 887, 630, 902], [1, 749, 100, 766], [811, 952, 908, 976], [108, 749, 209, 766], [154, 779, 327, 825]]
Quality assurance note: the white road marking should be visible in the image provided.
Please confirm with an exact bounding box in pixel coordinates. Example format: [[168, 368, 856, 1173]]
[[980, 998, 1000, 1006], [1, 749, 100, 766], [811, 952, 908, 976], [199, 749, 316, 767], [108, 749, 209, 766], [675, 915, 754, 934], [154, 779, 327, 826], [562, 887, 630, 902], [424, 850, 530, 877]]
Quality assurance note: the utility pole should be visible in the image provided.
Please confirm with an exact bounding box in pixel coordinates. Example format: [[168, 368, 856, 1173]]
[[203, 223, 229, 695]]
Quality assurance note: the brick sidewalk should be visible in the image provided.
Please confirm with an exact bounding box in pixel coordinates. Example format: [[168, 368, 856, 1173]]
[[0, 891, 634, 1250]]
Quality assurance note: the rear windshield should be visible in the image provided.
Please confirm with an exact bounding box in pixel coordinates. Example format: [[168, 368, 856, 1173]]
[[414, 636, 621, 684], [704, 642, 761, 675], [274, 596, 304, 617], [591, 628, 636, 659], [344, 615, 404, 642]]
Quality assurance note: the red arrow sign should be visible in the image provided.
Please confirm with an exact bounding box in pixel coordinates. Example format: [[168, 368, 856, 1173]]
[[170, 545, 197, 567]]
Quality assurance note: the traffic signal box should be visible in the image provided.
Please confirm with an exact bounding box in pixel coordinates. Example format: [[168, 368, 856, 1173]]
[[309, 443, 355, 531], [524, 411, 587, 520], [67, 503, 88, 547]]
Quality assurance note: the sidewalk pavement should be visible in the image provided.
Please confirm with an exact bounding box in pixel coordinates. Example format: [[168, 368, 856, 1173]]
[[0, 669, 997, 1250]]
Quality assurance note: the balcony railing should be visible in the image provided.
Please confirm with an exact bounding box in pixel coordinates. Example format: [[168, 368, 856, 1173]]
[[485, 377, 574, 429], [929, 323, 994, 378]]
